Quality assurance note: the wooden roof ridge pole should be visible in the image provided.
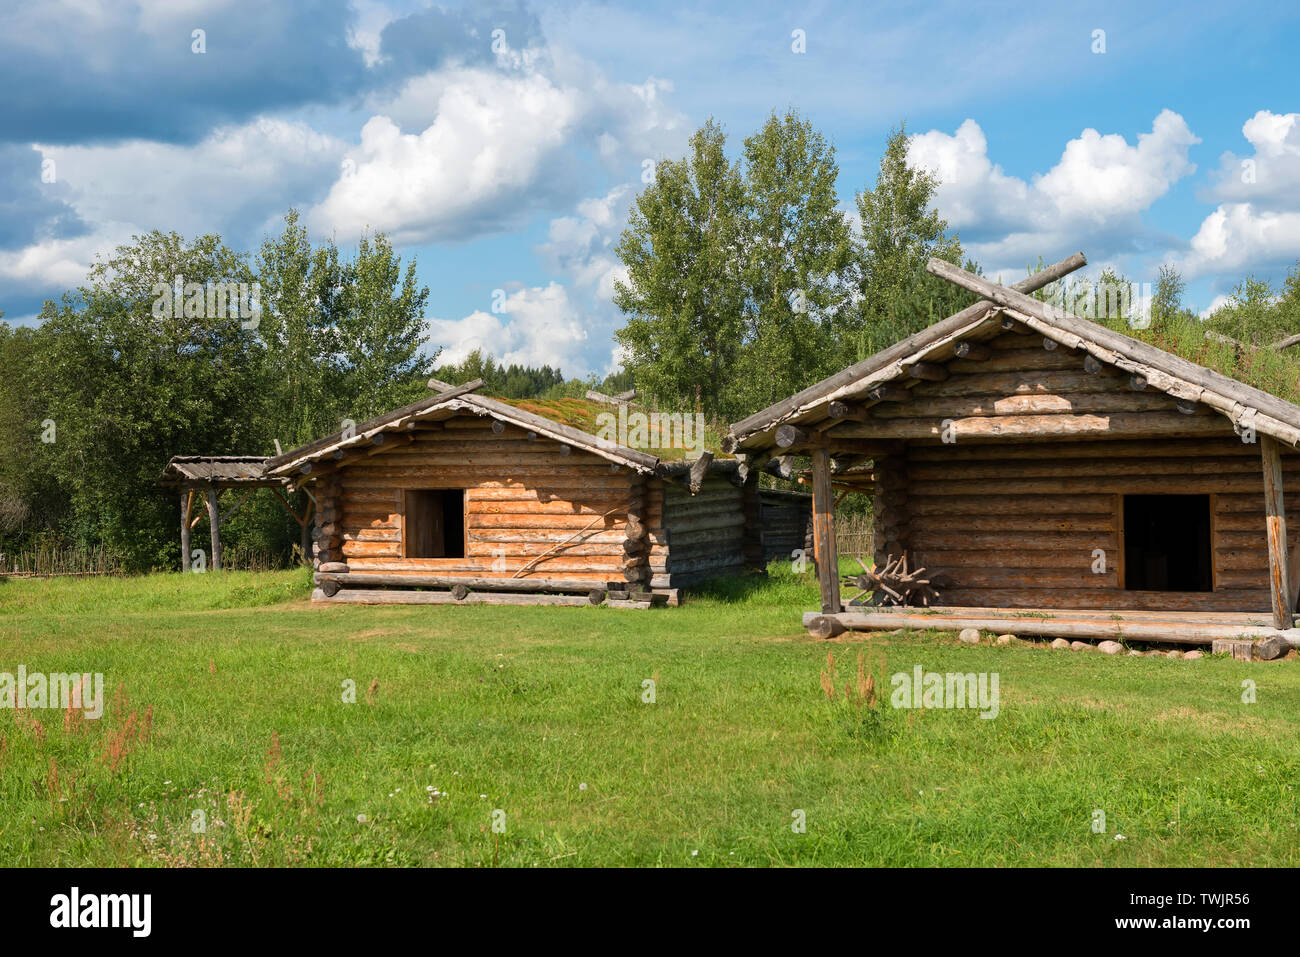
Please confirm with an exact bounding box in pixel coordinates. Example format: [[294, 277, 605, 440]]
[[427, 377, 485, 396], [586, 388, 638, 406], [811, 446, 841, 614], [725, 252, 1086, 444], [427, 378, 485, 400], [1262, 435, 1292, 630]]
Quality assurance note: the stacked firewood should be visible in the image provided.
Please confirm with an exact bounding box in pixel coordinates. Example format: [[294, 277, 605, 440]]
[[842, 552, 948, 607]]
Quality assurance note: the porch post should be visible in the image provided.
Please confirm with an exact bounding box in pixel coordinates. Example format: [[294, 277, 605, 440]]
[[1261, 436, 1291, 629], [206, 484, 222, 571], [811, 446, 841, 614], [179, 490, 192, 572], [299, 494, 313, 564]]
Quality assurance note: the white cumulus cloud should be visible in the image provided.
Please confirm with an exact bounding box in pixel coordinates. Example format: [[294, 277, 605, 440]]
[[907, 110, 1199, 276]]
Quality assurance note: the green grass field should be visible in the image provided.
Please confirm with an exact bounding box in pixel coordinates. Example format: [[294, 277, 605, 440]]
[[2, 566, 1297, 867]]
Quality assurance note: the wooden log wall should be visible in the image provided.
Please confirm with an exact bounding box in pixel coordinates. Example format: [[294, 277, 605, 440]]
[[651, 475, 746, 588], [334, 416, 643, 585], [756, 489, 812, 564], [891, 331, 1300, 611], [312, 472, 343, 567]]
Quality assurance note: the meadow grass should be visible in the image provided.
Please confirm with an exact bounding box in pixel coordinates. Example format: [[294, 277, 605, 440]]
[[1, 564, 1297, 867]]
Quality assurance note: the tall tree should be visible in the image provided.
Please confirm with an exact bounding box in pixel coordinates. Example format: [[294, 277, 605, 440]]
[[614, 119, 747, 418], [255, 209, 345, 448], [732, 110, 854, 414], [852, 124, 971, 362], [29, 231, 262, 569], [335, 232, 433, 421], [1204, 275, 1284, 345]]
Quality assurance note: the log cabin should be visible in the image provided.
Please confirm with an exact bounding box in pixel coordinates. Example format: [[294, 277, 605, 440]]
[[723, 252, 1300, 655], [253, 383, 809, 607]]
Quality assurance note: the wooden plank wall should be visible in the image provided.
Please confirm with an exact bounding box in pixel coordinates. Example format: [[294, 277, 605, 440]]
[[880, 331, 1300, 612], [651, 475, 745, 588], [336, 416, 644, 584]]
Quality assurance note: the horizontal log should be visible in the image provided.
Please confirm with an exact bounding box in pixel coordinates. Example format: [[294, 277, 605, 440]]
[[870, 391, 1187, 419], [465, 543, 626, 559], [906, 437, 1278, 462], [467, 500, 632, 516], [910, 472, 1296, 496], [661, 513, 746, 534], [344, 560, 629, 581], [367, 438, 573, 456], [363, 451, 610, 469], [342, 541, 402, 557], [467, 513, 627, 529], [468, 487, 639, 503], [315, 572, 611, 593], [908, 530, 1116, 550], [911, 370, 1125, 398], [926, 568, 1117, 588], [912, 548, 1115, 569], [930, 588, 1271, 613], [341, 528, 400, 542], [948, 348, 1082, 374], [829, 412, 1237, 442], [806, 611, 1281, 644], [908, 513, 1116, 532], [907, 361, 950, 382], [908, 455, 1277, 481], [313, 588, 649, 608], [907, 494, 1118, 516]]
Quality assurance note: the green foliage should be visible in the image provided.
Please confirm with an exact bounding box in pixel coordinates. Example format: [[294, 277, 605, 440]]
[[851, 124, 973, 361], [432, 348, 566, 399], [1204, 271, 1296, 346], [2, 215, 433, 571], [614, 119, 747, 418], [730, 111, 856, 415], [5, 569, 1300, 866], [28, 231, 263, 569], [614, 114, 965, 420]]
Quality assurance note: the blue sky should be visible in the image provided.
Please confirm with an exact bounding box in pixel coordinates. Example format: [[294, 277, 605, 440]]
[[3, 0, 1300, 377]]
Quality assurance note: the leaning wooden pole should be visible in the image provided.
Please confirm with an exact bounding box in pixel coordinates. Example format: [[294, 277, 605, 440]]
[[205, 485, 222, 571], [1262, 435, 1292, 629], [811, 446, 841, 614], [179, 490, 192, 572]]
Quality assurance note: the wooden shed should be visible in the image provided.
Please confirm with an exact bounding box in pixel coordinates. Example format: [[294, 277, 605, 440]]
[[262, 382, 809, 607], [723, 253, 1300, 654]]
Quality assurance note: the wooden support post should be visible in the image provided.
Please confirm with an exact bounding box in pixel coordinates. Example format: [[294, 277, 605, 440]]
[[741, 467, 763, 570], [180, 490, 192, 572], [811, 446, 841, 614], [205, 485, 222, 571], [1262, 436, 1291, 629], [299, 494, 313, 563]]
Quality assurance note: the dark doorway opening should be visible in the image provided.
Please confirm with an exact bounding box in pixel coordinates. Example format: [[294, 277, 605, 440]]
[[1123, 494, 1212, 591], [404, 489, 466, 558]]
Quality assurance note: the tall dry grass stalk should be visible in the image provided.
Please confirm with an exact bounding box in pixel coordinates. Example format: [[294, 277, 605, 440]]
[[820, 644, 884, 711], [1, 543, 123, 577]]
